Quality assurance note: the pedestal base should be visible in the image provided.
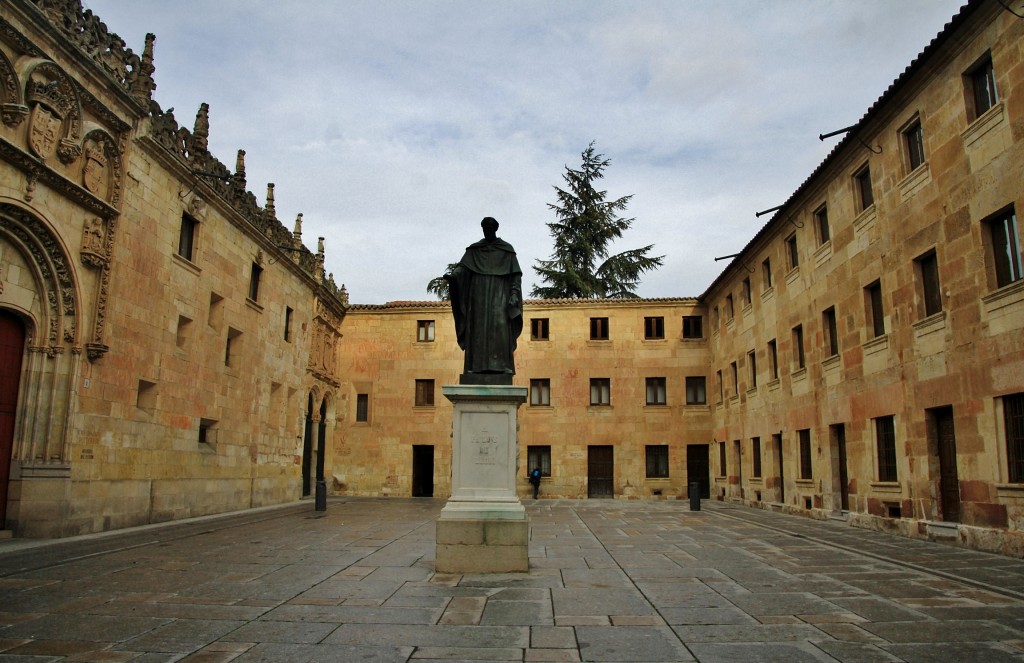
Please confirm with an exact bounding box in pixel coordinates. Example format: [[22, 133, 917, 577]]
[[435, 518, 528, 573]]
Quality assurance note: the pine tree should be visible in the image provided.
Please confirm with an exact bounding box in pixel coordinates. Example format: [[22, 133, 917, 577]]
[[426, 264, 458, 301], [531, 142, 663, 299]]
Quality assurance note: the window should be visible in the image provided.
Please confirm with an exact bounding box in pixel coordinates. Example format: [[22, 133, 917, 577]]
[[786, 234, 799, 270], [177, 212, 197, 261], [176, 315, 192, 350], [284, 307, 293, 342], [530, 318, 549, 340], [590, 378, 610, 406], [415, 379, 435, 407], [904, 119, 925, 171], [854, 164, 874, 211], [793, 325, 805, 370], [875, 415, 898, 482], [1005, 393, 1024, 483], [199, 418, 217, 450], [762, 257, 773, 290], [355, 394, 369, 422], [137, 379, 157, 412], [767, 339, 778, 380], [751, 437, 762, 478], [814, 204, 830, 245], [208, 292, 224, 330], [528, 445, 552, 477], [968, 55, 998, 119], [530, 379, 551, 406], [798, 429, 812, 480], [917, 251, 943, 317], [866, 281, 885, 338], [645, 445, 669, 478], [682, 315, 703, 339], [590, 317, 609, 340], [225, 327, 242, 367], [417, 320, 435, 342], [823, 307, 838, 358], [719, 441, 727, 476], [716, 370, 724, 403], [248, 262, 262, 302], [685, 376, 707, 405], [730, 361, 738, 396], [747, 350, 757, 389], [986, 207, 1022, 288], [741, 277, 751, 306], [644, 316, 665, 339], [645, 377, 666, 406], [725, 294, 734, 321]]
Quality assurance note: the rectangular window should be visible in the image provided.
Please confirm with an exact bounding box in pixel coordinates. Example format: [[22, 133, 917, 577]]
[[747, 350, 757, 389], [866, 281, 885, 338], [875, 415, 898, 482], [798, 429, 812, 480], [904, 119, 925, 171], [725, 294, 734, 321], [685, 376, 707, 405], [530, 378, 551, 406], [528, 445, 552, 477], [1005, 393, 1024, 483], [417, 320, 435, 342], [355, 393, 369, 422], [178, 212, 197, 261], [225, 327, 241, 367], [682, 315, 703, 339], [284, 306, 293, 342], [751, 437, 762, 478], [645, 445, 669, 478], [719, 441, 727, 476], [768, 339, 779, 380], [987, 207, 1022, 288], [762, 257, 773, 290], [716, 370, 723, 403], [199, 418, 217, 450], [248, 262, 263, 302], [793, 325, 805, 370], [712, 306, 720, 330], [590, 378, 610, 406], [741, 277, 751, 306], [644, 316, 665, 339], [730, 361, 738, 396], [786, 234, 799, 270], [968, 55, 998, 119], [645, 377, 666, 406], [917, 251, 943, 317], [823, 307, 839, 358], [530, 318, 549, 341], [415, 379, 435, 407], [590, 317, 609, 340], [814, 204, 830, 245], [855, 164, 874, 211]]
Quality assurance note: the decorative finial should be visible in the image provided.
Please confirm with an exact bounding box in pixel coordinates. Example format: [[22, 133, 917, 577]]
[[265, 183, 276, 217], [234, 149, 246, 188], [317, 236, 325, 256], [293, 213, 303, 242], [192, 103, 209, 152]]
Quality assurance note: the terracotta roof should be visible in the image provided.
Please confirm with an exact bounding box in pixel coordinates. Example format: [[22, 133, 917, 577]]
[[348, 296, 700, 310]]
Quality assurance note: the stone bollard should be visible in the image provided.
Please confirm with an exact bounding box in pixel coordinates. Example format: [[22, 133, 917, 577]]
[[689, 482, 701, 511]]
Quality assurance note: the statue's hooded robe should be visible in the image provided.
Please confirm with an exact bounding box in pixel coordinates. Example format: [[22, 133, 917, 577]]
[[449, 237, 523, 376]]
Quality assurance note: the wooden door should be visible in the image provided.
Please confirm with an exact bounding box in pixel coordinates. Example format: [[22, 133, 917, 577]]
[[935, 407, 960, 522], [587, 445, 614, 498], [0, 312, 25, 527]]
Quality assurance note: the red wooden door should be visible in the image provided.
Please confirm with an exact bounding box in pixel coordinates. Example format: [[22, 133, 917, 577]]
[[0, 311, 26, 527]]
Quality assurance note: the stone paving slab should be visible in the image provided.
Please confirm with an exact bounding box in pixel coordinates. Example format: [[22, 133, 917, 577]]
[[1, 498, 1024, 661]]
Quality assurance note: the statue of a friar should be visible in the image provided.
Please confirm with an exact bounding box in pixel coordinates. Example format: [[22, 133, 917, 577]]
[[445, 217, 523, 385]]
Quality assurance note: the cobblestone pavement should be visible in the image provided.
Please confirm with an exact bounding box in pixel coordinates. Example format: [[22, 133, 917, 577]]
[[2, 498, 1024, 662]]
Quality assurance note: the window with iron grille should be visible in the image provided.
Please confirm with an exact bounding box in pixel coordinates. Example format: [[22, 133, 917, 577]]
[[528, 445, 552, 477], [355, 394, 369, 422], [875, 416, 898, 482], [1005, 393, 1024, 483], [645, 445, 669, 478]]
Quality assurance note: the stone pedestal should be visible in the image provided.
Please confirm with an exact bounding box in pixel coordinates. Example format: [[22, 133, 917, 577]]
[[436, 384, 528, 573]]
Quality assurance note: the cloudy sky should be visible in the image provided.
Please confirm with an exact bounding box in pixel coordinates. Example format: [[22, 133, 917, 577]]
[[85, 1, 965, 304]]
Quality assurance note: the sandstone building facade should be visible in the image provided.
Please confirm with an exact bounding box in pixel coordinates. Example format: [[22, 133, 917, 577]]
[[1, 0, 347, 537]]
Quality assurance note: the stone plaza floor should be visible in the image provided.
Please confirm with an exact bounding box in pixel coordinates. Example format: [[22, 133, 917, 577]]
[[2, 498, 1024, 662]]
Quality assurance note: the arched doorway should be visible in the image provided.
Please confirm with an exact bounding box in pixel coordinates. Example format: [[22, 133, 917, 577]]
[[0, 311, 26, 528]]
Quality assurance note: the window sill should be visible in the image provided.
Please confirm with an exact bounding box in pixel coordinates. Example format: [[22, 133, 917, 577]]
[[245, 297, 264, 314], [785, 267, 800, 286], [741, 303, 752, 316], [747, 477, 763, 485], [863, 333, 889, 355], [683, 403, 709, 410], [766, 378, 781, 392], [588, 405, 613, 410], [853, 205, 877, 236], [728, 394, 739, 405], [644, 404, 669, 410], [587, 339, 612, 345], [643, 338, 667, 343], [795, 479, 814, 486], [528, 404, 552, 409], [681, 337, 706, 343], [962, 100, 1005, 149], [761, 286, 775, 303], [813, 240, 832, 268], [982, 278, 1024, 314], [172, 252, 201, 275], [898, 162, 931, 200], [413, 405, 437, 411], [996, 483, 1024, 497], [912, 310, 947, 338], [746, 386, 758, 396], [791, 367, 807, 382], [529, 338, 550, 343], [869, 481, 902, 493]]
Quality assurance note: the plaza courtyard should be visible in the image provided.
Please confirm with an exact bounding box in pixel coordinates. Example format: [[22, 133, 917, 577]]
[[1, 498, 1023, 662]]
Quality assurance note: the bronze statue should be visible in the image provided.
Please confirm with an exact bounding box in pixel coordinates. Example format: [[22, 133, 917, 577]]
[[445, 217, 523, 384]]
